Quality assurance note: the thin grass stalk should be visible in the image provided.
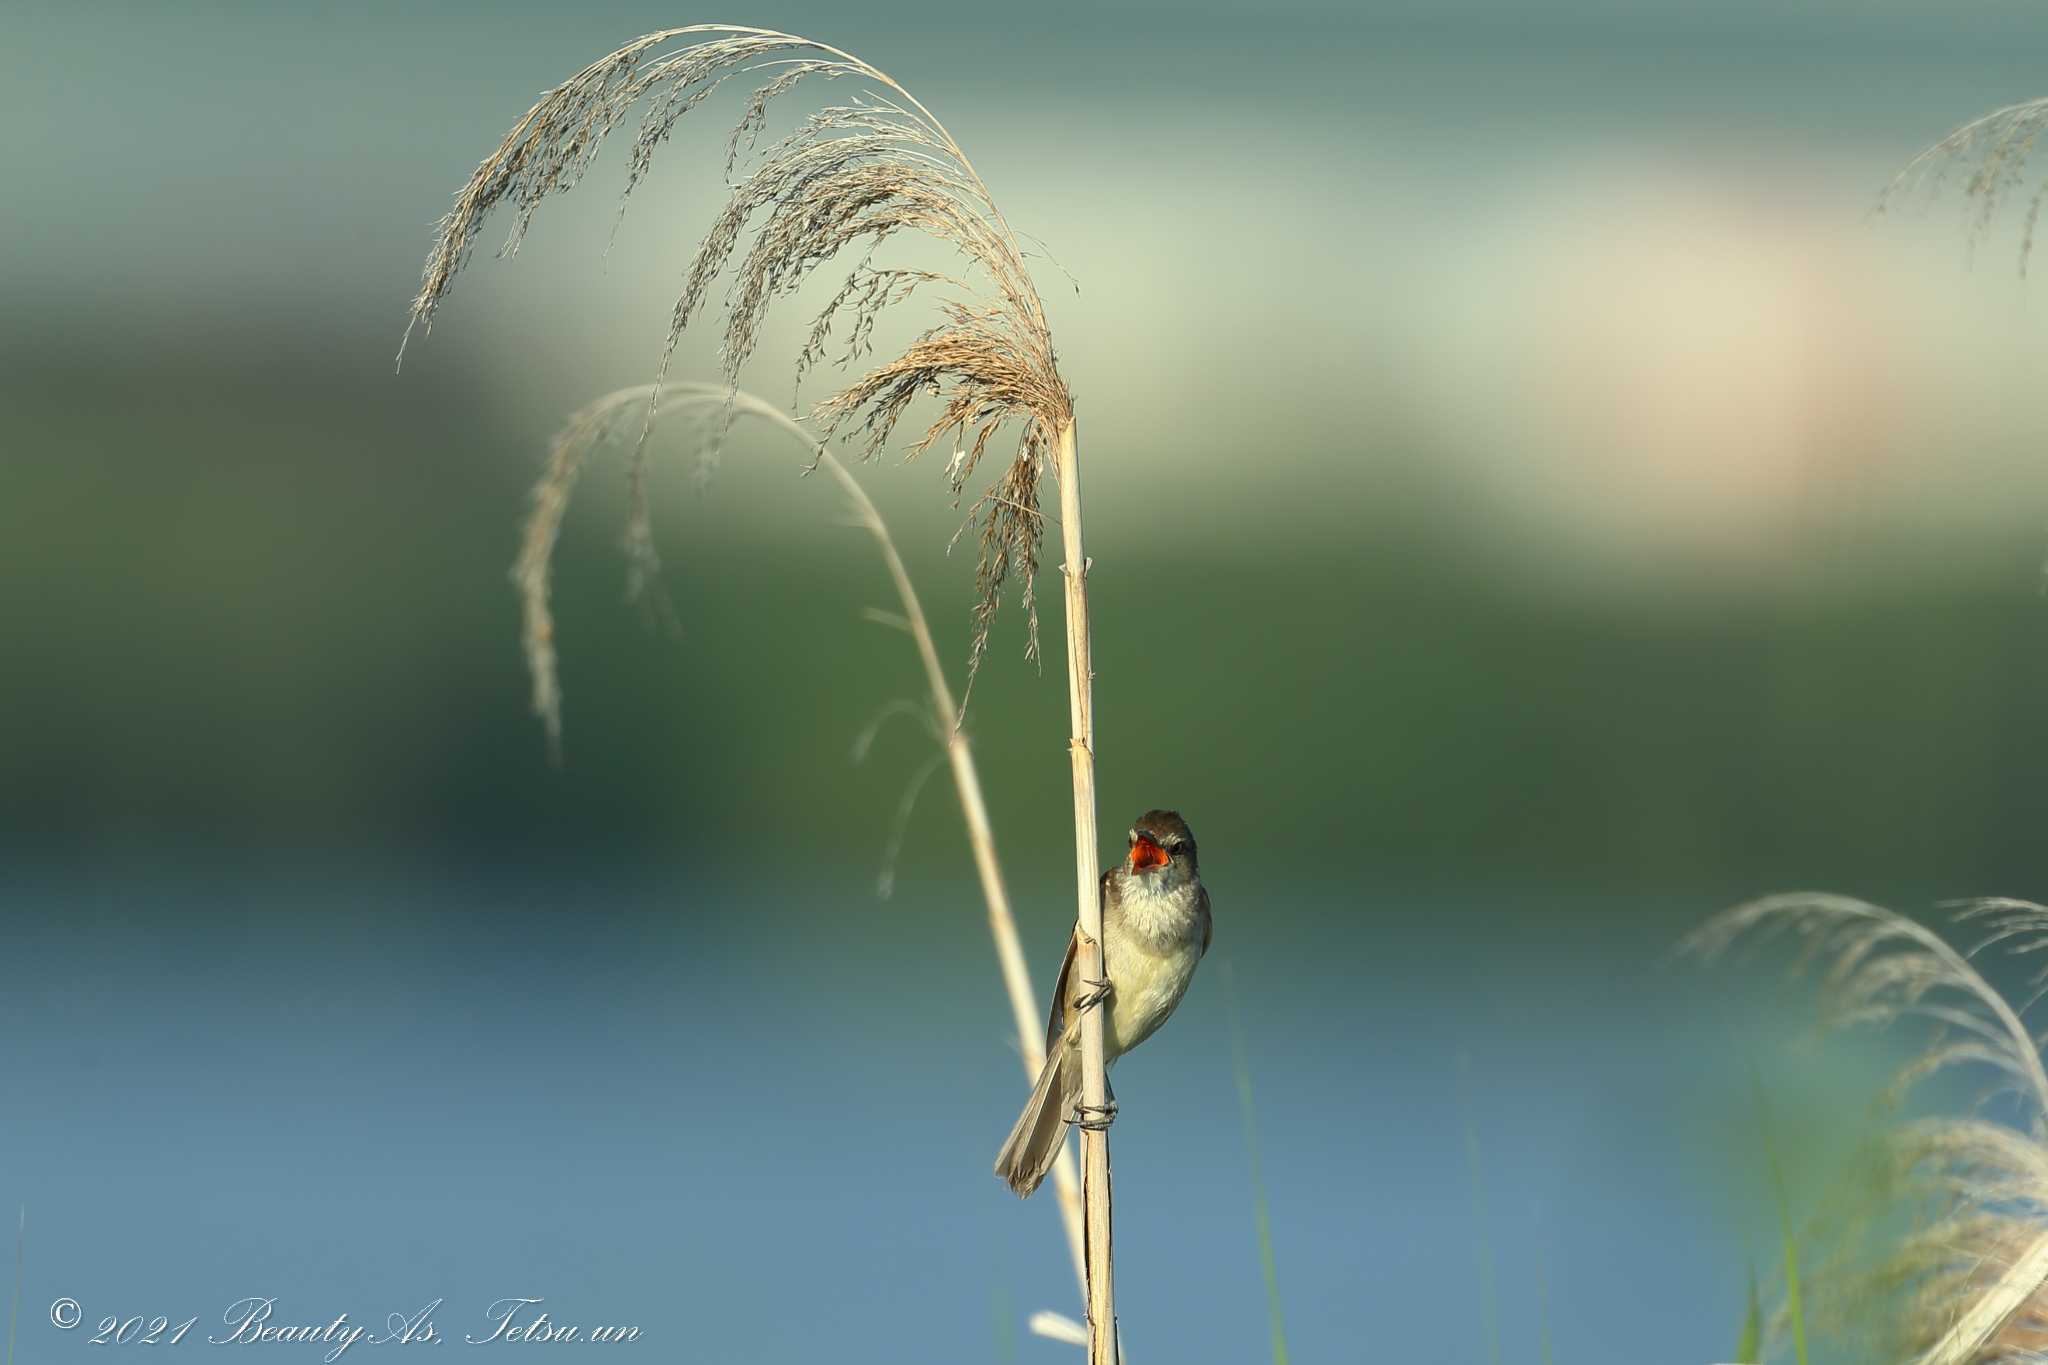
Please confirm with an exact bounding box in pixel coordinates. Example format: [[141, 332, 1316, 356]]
[[1734, 1263, 1763, 1363], [517, 383, 1089, 1299], [1050, 417, 1116, 1364], [1753, 1073, 1810, 1365]]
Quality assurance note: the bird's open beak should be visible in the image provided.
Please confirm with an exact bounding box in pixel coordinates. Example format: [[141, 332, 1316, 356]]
[[1129, 835, 1168, 872]]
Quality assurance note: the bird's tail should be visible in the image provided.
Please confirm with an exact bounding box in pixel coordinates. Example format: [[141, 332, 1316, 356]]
[[994, 1038, 1079, 1197]]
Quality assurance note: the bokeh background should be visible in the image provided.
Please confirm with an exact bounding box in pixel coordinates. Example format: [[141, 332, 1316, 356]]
[[8, 1, 2048, 1361]]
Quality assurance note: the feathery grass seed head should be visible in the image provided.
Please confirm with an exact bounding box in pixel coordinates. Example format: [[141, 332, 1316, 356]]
[[408, 26, 1074, 693], [1881, 97, 2048, 274], [1687, 894, 2048, 1360]]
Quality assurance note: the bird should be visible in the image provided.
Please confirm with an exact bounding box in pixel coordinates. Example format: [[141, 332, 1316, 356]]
[[994, 809, 1212, 1197]]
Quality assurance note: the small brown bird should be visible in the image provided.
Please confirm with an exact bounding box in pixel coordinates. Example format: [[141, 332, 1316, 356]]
[[994, 809, 1212, 1197]]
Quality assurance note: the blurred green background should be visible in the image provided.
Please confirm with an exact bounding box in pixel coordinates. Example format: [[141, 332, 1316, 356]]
[[8, 1, 2048, 1361]]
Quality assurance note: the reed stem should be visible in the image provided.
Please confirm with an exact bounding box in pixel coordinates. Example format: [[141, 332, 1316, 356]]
[[1051, 417, 1117, 1365]]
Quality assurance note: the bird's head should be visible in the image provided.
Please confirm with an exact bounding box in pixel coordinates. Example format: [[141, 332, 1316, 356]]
[[1124, 809, 1198, 887]]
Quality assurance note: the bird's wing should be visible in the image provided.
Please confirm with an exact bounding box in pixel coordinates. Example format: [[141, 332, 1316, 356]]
[[1200, 881, 1213, 956], [1043, 927, 1077, 1057], [1042, 870, 1115, 1056]]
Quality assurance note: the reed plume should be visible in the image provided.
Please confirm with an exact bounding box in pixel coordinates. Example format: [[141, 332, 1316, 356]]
[[1686, 894, 2048, 1363], [1880, 96, 2048, 274], [403, 24, 1072, 699], [405, 28, 1119, 1360]]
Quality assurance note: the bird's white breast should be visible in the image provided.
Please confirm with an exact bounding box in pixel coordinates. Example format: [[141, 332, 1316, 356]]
[[1103, 876, 1206, 1060]]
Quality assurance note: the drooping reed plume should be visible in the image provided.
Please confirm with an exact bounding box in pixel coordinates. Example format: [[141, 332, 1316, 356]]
[[1687, 894, 2048, 1363], [515, 381, 1092, 1303], [404, 28, 1121, 1362], [403, 25, 1072, 698], [1880, 96, 2048, 274], [1880, 94, 2048, 603]]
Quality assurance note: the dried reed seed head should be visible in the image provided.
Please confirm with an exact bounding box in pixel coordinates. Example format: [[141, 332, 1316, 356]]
[[1687, 894, 2048, 1357], [407, 26, 1074, 693], [1882, 96, 2048, 274]]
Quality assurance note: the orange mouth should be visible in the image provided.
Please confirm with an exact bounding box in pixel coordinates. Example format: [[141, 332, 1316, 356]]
[[1129, 836, 1168, 872]]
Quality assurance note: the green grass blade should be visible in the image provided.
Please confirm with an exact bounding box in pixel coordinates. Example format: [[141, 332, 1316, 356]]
[[1772, 1176, 1809, 1365], [1733, 1261, 1762, 1363], [1221, 962, 1290, 1365], [1753, 1070, 1809, 1365]]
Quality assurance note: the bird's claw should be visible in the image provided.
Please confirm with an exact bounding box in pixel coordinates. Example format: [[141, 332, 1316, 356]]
[[1072, 975, 1112, 1013], [1074, 1098, 1118, 1132]]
